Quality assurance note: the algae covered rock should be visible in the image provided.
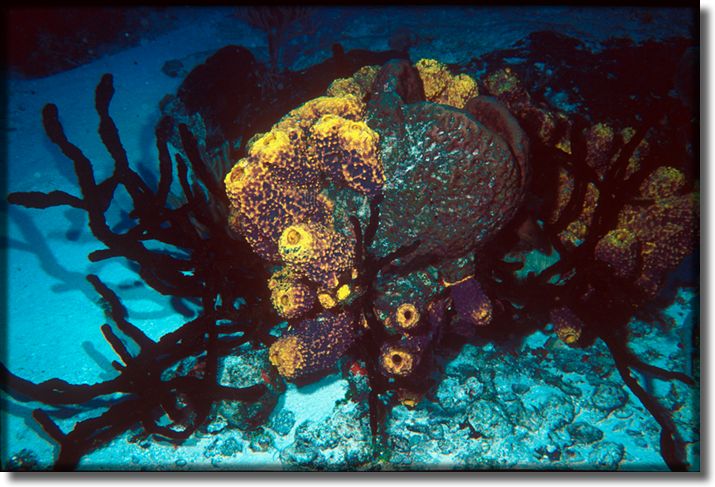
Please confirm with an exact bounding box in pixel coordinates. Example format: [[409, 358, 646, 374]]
[[215, 347, 285, 431], [589, 441, 625, 470], [269, 409, 296, 436], [281, 400, 372, 470], [591, 382, 628, 413], [466, 399, 514, 439], [568, 422, 604, 445]]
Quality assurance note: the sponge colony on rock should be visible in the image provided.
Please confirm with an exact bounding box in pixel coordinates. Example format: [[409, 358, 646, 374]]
[[414, 58, 478, 109], [278, 222, 356, 289], [380, 346, 416, 377], [309, 114, 384, 196], [449, 277, 493, 328], [594, 228, 640, 279], [550, 306, 584, 346], [225, 89, 384, 263], [225, 165, 331, 262], [268, 310, 357, 379], [616, 166, 698, 298], [270, 280, 317, 320]]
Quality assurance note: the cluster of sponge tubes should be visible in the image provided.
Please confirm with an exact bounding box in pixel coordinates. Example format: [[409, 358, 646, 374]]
[[224, 66, 387, 380], [225, 58, 523, 385]]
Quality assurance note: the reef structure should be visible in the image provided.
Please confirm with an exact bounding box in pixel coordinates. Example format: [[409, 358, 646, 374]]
[[1, 33, 698, 471], [469, 39, 699, 471], [224, 58, 530, 383]]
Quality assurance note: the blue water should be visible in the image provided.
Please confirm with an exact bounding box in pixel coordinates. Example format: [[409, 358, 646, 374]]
[[1, 6, 698, 471]]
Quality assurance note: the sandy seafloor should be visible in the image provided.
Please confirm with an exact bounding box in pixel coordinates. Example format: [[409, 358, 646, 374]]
[[1, 6, 701, 473]]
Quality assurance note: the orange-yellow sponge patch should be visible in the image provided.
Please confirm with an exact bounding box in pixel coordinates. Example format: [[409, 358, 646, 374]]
[[224, 157, 263, 205], [274, 96, 365, 136], [396, 388, 423, 408], [351, 65, 380, 92], [269, 310, 357, 379], [278, 224, 316, 263], [415, 59, 478, 108], [415, 58, 452, 101], [227, 169, 331, 261], [380, 346, 416, 377], [548, 166, 574, 224], [271, 280, 317, 319], [550, 306, 584, 346], [594, 228, 639, 278], [559, 182, 600, 247], [470, 300, 493, 327], [443, 73, 479, 109], [326, 77, 366, 102], [585, 122, 616, 180], [309, 114, 384, 196], [395, 303, 420, 330], [336, 283, 351, 301], [318, 292, 337, 309], [278, 222, 355, 286], [247, 128, 319, 189], [618, 126, 653, 179], [639, 166, 686, 200], [268, 267, 294, 291], [224, 84, 386, 265], [269, 335, 306, 379], [618, 190, 699, 297], [556, 323, 582, 345]]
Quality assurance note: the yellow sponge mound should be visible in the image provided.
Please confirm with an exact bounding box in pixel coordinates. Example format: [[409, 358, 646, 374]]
[[270, 280, 316, 319], [278, 222, 355, 288], [309, 114, 384, 195], [269, 311, 356, 379], [414, 58, 478, 109], [275, 95, 365, 135]]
